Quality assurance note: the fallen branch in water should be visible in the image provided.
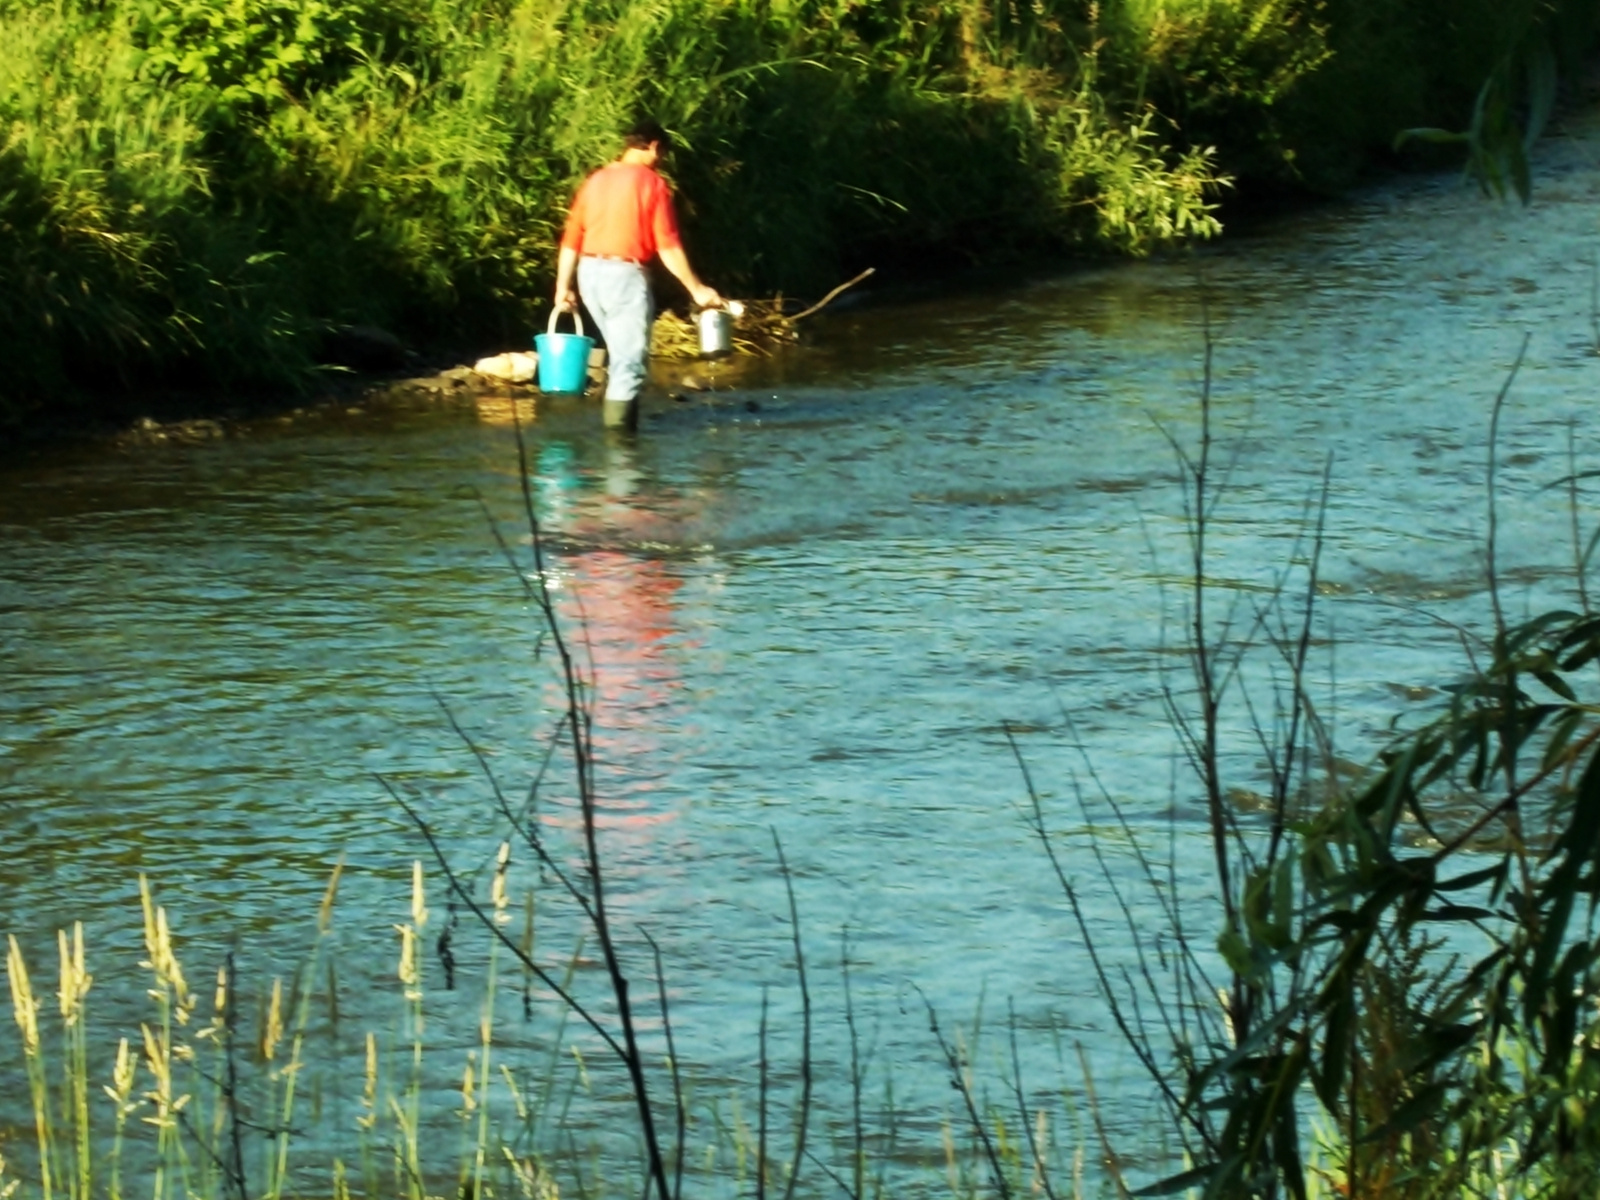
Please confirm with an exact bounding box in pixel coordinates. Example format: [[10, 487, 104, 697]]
[[788, 267, 875, 322]]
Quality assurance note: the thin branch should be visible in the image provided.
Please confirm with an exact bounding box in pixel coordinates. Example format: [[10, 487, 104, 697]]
[[773, 830, 813, 1200], [803, 1149, 857, 1200], [1008, 998, 1058, 1200], [510, 419, 671, 1200], [919, 990, 1011, 1200], [1485, 333, 1530, 644], [223, 950, 249, 1200], [1007, 724, 1204, 1143], [1268, 455, 1331, 867], [789, 268, 875, 322], [758, 984, 771, 1200], [642, 929, 686, 1200], [382, 777, 624, 1059], [842, 927, 865, 1200]]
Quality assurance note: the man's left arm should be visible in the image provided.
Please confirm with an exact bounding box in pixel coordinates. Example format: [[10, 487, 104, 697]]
[[652, 177, 721, 309], [659, 244, 721, 310]]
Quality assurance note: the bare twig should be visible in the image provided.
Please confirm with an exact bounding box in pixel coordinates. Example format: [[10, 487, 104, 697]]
[[773, 830, 813, 1200], [758, 984, 771, 1200], [1266, 455, 1333, 868], [224, 951, 249, 1200], [509, 416, 672, 1200], [1008, 725, 1198, 1142], [382, 777, 623, 1058], [642, 929, 686, 1200], [439, 696, 595, 919], [842, 927, 865, 1200], [920, 990, 1011, 1200], [803, 1149, 857, 1200], [789, 269, 876, 322], [1008, 999, 1058, 1200]]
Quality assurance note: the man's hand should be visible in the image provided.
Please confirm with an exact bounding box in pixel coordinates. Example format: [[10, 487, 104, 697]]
[[555, 288, 579, 313], [690, 283, 723, 310]]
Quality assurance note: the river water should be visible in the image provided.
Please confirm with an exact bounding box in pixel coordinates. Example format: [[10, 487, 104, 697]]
[[5, 115, 1600, 1194]]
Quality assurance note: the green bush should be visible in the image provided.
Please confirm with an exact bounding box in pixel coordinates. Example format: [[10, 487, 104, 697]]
[[1, 0, 1594, 426]]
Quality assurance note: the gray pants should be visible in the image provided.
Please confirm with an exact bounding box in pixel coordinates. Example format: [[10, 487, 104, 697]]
[[577, 257, 653, 402]]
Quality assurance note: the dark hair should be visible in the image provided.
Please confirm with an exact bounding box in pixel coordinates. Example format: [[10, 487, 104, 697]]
[[622, 118, 672, 154]]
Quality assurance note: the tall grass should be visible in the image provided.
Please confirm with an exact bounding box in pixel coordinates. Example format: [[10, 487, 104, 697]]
[[0, 864, 1110, 1200], [0, 861, 581, 1200]]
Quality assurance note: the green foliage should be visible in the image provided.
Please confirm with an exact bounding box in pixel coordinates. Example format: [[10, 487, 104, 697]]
[[1397, 10, 1574, 205], [1281, 600, 1600, 1198], [1049, 86, 1227, 253], [2, 0, 1595, 424], [1101, 0, 1333, 182], [1279, 0, 1594, 191], [129, 0, 413, 119], [1100, 377, 1600, 1198]]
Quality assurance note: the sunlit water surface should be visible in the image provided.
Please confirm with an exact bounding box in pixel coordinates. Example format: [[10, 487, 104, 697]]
[[7, 114, 1600, 1194]]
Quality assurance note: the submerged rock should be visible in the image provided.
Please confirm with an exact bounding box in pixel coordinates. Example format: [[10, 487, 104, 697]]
[[320, 325, 409, 371], [118, 417, 226, 447], [473, 351, 539, 383]]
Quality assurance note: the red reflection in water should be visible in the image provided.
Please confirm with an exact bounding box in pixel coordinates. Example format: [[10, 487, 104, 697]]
[[537, 454, 689, 836]]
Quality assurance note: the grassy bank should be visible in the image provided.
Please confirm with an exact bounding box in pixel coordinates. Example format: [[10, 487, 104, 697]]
[[1, 0, 1593, 426]]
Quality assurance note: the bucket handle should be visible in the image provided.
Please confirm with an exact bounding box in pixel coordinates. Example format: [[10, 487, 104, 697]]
[[548, 307, 585, 337]]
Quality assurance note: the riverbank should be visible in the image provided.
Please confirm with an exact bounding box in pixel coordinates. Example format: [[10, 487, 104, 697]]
[[3, 0, 1594, 437]]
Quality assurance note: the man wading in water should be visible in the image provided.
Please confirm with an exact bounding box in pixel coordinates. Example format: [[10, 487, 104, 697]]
[[554, 119, 723, 430]]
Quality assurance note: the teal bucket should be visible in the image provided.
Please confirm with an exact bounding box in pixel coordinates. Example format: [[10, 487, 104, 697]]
[[534, 309, 595, 394]]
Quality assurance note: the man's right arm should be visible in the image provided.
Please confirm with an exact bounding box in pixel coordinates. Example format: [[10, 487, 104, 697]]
[[555, 180, 587, 311], [554, 245, 579, 312]]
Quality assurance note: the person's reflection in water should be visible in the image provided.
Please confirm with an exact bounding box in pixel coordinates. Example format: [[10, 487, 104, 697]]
[[546, 436, 687, 839]]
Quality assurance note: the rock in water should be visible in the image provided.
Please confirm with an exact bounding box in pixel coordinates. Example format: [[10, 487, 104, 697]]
[[474, 351, 539, 383], [321, 324, 409, 371]]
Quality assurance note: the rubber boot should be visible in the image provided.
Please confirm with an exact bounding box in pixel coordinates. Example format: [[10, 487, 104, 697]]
[[602, 396, 638, 432]]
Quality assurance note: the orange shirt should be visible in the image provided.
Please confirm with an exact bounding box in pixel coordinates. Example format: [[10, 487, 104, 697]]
[[559, 162, 683, 262]]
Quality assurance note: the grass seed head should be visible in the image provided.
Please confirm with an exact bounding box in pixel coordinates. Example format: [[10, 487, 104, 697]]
[[57, 922, 91, 1026], [5, 936, 40, 1056], [138, 878, 192, 1020], [492, 841, 511, 919], [358, 1031, 378, 1129], [262, 978, 284, 1061], [460, 1053, 477, 1116], [410, 861, 428, 932], [395, 924, 419, 994], [104, 1037, 138, 1114]]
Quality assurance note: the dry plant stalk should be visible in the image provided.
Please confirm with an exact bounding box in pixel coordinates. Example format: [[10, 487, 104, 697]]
[[649, 269, 874, 360], [650, 302, 797, 360]]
